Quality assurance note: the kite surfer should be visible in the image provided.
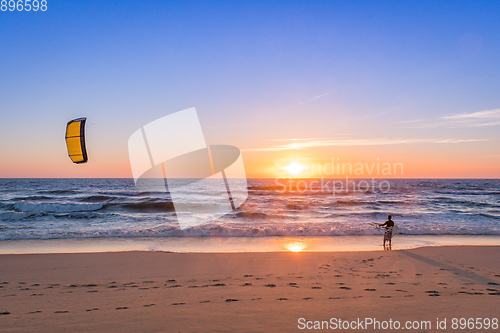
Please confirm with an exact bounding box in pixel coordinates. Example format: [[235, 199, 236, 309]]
[[378, 215, 395, 250]]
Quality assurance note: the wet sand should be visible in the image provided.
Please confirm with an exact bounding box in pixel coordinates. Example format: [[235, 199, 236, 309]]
[[0, 246, 499, 332]]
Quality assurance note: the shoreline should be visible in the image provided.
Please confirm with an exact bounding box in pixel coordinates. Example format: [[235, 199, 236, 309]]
[[0, 234, 499, 254], [1, 245, 499, 332]]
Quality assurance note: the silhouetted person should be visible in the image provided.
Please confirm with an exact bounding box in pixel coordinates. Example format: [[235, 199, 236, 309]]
[[379, 215, 395, 250]]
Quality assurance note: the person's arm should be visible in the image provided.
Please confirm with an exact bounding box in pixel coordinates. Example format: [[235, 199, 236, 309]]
[[379, 221, 388, 227]]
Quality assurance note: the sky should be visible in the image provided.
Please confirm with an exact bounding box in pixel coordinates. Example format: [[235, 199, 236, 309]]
[[0, 0, 499, 178]]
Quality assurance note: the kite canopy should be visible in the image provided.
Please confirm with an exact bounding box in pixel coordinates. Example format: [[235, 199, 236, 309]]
[[65, 117, 88, 164]]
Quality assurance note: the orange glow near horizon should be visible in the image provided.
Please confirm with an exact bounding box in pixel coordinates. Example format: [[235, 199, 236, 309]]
[[2, 139, 500, 178]]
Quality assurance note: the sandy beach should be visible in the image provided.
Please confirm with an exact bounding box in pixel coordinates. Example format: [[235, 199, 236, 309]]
[[0, 245, 499, 332]]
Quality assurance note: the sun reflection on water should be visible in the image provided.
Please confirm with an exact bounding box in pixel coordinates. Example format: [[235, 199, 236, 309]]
[[285, 241, 306, 252]]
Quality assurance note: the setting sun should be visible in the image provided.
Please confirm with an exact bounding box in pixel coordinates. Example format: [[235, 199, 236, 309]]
[[282, 162, 309, 176]]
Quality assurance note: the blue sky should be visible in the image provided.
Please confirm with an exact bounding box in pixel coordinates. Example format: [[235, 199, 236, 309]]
[[1, 1, 499, 177]]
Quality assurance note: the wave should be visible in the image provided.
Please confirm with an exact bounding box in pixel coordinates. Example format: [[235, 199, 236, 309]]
[[40, 190, 79, 195], [13, 195, 53, 201], [0, 211, 42, 221], [14, 201, 105, 213], [233, 212, 271, 219], [434, 190, 500, 196], [100, 191, 169, 197], [116, 202, 175, 212], [80, 195, 116, 202], [1, 222, 499, 240]]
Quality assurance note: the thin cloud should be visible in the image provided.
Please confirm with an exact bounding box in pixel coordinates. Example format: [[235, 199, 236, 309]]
[[442, 109, 500, 120], [310, 92, 333, 101], [244, 138, 487, 151], [402, 108, 500, 129], [277, 91, 333, 112]]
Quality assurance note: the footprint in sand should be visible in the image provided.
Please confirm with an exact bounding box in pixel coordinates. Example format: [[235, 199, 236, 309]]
[[339, 287, 351, 290], [0, 312, 10, 315], [265, 284, 276, 288], [199, 301, 210, 304], [380, 296, 392, 298], [242, 283, 252, 286], [143, 304, 156, 307], [225, 299, 238, 303], [116, 307, 128, 310], [172, 303, 185, 306], [45, 284, 60, 289], [27, 311, 42, 314], [277, 298, 288, 301], [86, 308, 99, 312], [303, 297, 313, 300], [55, 310, 69, 313], [364, 288, 376, 291], [311, 287, 321, 289], [166, 279, 176, 283], [244, 275, 253, 277]]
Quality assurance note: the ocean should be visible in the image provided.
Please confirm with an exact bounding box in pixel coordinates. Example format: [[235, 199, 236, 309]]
[[1, 178, 499, 243]]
